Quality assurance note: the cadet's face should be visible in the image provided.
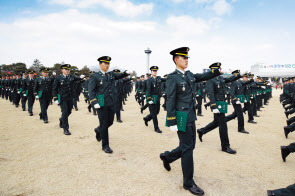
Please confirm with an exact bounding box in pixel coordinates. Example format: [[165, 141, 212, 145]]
[[29, 74, 34, 78], [175, 56, 188, 70], [137, 79, 140, 81], [151, 71, 157, 76], [62, 69, 70, 75], [100, 62, 110, 72], [141, 77, 145, 81], [42, 72, 49, 77], [23, 75, 27, 78], [243, 77, 248, 81]]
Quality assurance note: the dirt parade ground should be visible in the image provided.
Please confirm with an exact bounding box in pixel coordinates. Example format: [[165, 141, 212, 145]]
[[0, 88, 294, 196]]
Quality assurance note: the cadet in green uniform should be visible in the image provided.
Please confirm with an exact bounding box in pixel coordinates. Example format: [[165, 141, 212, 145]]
[[197, 64, 241, 154], [143, 66, 165, 133], [15, 74, 22, 107], [52, 64, 85, 135], [88, 56, 129, 153], [34, 68, 54, 123], [160, 47, 222, 196], [20, 72, 28, 111], [23, 71, 36, 116]]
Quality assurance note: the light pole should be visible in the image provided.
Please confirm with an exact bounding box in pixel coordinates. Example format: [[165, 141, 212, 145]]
[[144, 47, 152, 73]]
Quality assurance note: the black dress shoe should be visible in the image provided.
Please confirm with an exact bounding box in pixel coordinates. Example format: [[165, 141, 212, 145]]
[[22, 108, 25, 111], [254, 115, 260, 117], [59, 118, 63, 128], [75, 108, 78, 111], [29, 112, 33, 116], [94, 128, 101, 141], [64, 129, 71, 135], [44, 120, 48, 124], [281, 146, 290, 162], [117, 119, 123, 123], [197, 114, 203, 116], [140, 107, 144, 114], [285, 113, 289, 119], [183, 183, 204, 196], [257, 109, 261, 111], [261, 106, 264, 108], [160, 153, 171, 171], [284, 126, 290, 138], [238, 130, 249, 134], [248, 120, 257, 124], [197, 129, 203, 142], [102, 147, 113, 153], [143, 118, 148, 126], [267, 190, 275, 196], [287, 120, 291, 126], [121, 109, 124, 111], [222, 147, 237, 154], [16, 105, 19, 108], [155, 129, 162, 133], [39, 113, 43, 120]]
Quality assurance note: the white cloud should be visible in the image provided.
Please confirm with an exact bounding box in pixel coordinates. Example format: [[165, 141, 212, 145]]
[[211, 0, 232, 15], [195, 0, 233, 16], [48, 0, 153, 18], [166, 15, 211, 36]]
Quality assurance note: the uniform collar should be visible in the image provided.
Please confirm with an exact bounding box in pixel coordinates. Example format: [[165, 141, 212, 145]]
[[176, 68, 185, 74], [100, 70, 106, 75]]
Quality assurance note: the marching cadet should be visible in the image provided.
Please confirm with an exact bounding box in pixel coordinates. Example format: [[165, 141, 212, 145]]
[[52, 64, 85, 135], [4, 75, 10, 100], [15, 74, 22, 108], [135, 77, 141, 102], [10, 74, 16, 104], [34, 68, 54, 123], [241, 73, 257, 124], [161, 74, 168, 111], [143, 66, 165, 133], [195, 81, 205, 116], [113, 69, 124, 123], [23, 70, 36, 116], [197, 64, 242, 154], [138, 75, 145, 106], [20, 72, 28, 111], [0, 75, 4, 99], [85, 71, 97, 115], [73, 73, 83, 111], [88, 56, 129, 153], [140, 73, 151, 113], [160, 47, 222, 196], [228, 70, 254, 134]]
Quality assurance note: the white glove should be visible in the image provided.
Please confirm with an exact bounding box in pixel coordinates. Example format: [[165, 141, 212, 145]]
[[124, 70, 131, 75], [17, 91, 20, 94], [23, 94, 26, 97], [54, 100, 59, 104], [213, 109, 220, 113], [35, 95, 39, 99], [196, 95, 199, 97], [80, 75, 85, 79], [148, 101, 154, 104], [261, 86, 266, 89], [169, 125, 178, 132], [236, 101, 241, 104], [244, 100, 247, 103], [143, 95, 146, 97], [94, 103, 100, 109], [53, 72, 56, 76], [11, 90, 13, 92], [162, 94, 165, 96]]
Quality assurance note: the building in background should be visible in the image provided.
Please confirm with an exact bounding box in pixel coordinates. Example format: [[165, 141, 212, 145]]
[[251, 63, 295, 84]]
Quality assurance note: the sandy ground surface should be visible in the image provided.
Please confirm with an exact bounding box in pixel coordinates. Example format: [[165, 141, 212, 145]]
[[0, 88, 294, 196]]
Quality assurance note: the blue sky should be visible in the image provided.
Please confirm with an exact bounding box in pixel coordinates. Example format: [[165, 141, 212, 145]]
[[0, 0, 294, 75]]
